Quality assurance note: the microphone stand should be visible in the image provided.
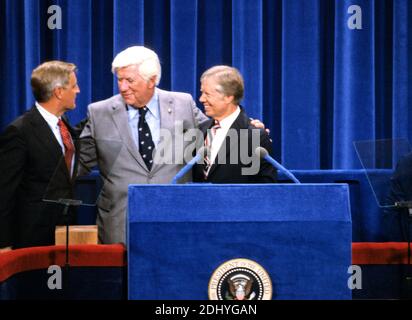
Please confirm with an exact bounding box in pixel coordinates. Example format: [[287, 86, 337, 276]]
[[43, 198, 82, 296], [171, 147, 209, 184]]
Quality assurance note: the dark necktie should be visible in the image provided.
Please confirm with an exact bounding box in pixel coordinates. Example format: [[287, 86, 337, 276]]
[[138, 106, 155, 171], [57, 118, 75, 175], [203, 120, 221, 179]]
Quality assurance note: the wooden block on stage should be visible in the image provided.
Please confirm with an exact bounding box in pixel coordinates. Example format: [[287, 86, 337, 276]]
[[55, 225, 98, 245]]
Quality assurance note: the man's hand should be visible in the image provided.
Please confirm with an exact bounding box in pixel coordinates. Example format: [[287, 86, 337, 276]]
[[0, 246, 12, 253], [250, 118, 270, 135]]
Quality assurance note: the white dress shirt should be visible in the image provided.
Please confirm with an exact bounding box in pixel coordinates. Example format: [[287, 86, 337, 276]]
[[209, 106, 241, 164], [127, 88, 160, 148], [35, 102, 75, 175]]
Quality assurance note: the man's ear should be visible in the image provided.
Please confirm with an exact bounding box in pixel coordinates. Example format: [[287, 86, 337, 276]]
[[148, 76, 157, 89], [53, 86, 63, 100], [224, 95, 235, 105]]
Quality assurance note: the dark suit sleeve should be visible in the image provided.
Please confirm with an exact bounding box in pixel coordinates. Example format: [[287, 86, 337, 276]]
[[256, 130, 277, 183], [77, 110, 98, 176], [73, 117, 88, 136], [0, 125, 26, 247]]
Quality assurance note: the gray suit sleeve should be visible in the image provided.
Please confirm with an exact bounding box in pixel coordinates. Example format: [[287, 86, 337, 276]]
[[191, 99, 208, 127]]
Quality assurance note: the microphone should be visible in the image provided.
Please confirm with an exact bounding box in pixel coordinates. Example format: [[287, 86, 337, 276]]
[[171, 146, 210, 184], [255, 147, 301, 184], [43, 199, 83, 206]]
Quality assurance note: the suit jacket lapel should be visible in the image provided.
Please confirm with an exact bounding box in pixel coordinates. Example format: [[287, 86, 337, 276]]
[[157, 89, 175, 133], [151, 90, 175, 173], [207, 110, 247, 179], [28, 107, 63, 165], [110, 97, 148, 172], [29, 107, 76, 183], [198, 119, 218, 177], [199, 118, 214, 135]]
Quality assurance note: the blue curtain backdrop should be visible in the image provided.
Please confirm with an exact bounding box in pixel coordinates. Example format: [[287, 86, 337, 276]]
[[0, 0, 411, 169]]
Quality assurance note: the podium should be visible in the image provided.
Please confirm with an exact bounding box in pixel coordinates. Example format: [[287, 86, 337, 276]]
[[127, 184, 352, 299]]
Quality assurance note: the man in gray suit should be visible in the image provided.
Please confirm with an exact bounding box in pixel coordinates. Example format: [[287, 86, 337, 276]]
[[79, 46, 208, 244], [80, 46, 265, 244]]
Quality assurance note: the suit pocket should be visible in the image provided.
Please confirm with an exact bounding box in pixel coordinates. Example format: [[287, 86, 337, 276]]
[[96, 192, 113, 213]]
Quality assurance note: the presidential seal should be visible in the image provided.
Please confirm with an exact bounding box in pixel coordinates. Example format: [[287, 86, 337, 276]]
[[208, 258, 272, 300]]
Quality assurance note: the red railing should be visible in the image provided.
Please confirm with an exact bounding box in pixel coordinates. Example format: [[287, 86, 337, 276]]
[[0, 242, 409, 282], [0, 244, 126, 282]]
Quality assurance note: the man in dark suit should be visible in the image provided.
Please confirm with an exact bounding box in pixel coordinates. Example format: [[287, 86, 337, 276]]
[[0, 61, 80, 251], [193, 66, 276, 183]]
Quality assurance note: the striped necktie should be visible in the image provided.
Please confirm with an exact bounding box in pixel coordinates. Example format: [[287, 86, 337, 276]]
[[203, 120, 221, 179], [57, 118, 75, 175]]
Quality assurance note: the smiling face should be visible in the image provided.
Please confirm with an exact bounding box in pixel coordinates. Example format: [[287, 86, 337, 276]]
[[116, 64, 156, 108], [199, 76, 236, 121]]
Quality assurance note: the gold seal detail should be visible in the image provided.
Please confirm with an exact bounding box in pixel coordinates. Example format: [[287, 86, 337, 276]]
[[208, 258, 272, 300]]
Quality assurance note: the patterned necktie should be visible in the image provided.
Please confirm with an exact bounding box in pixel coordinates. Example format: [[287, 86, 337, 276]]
[[203, 120, 221, 179], [57, 118, 75, 175], [138, 106, 155, 171]]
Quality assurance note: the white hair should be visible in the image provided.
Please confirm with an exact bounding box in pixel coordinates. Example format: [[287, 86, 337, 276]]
[[111, 46, 161, 85]]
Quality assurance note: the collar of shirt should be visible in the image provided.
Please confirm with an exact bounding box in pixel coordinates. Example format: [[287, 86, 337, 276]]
[[217, 106, 241, 130], [35, 101, 60, 129], [126, 88, 160, 120], [35, 101, 75, 176]]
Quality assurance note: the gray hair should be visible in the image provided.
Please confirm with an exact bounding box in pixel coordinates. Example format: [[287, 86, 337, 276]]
[[111, 46, 161, 85], [200, 65, 244, 105], [31, 61, 77, 103]]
